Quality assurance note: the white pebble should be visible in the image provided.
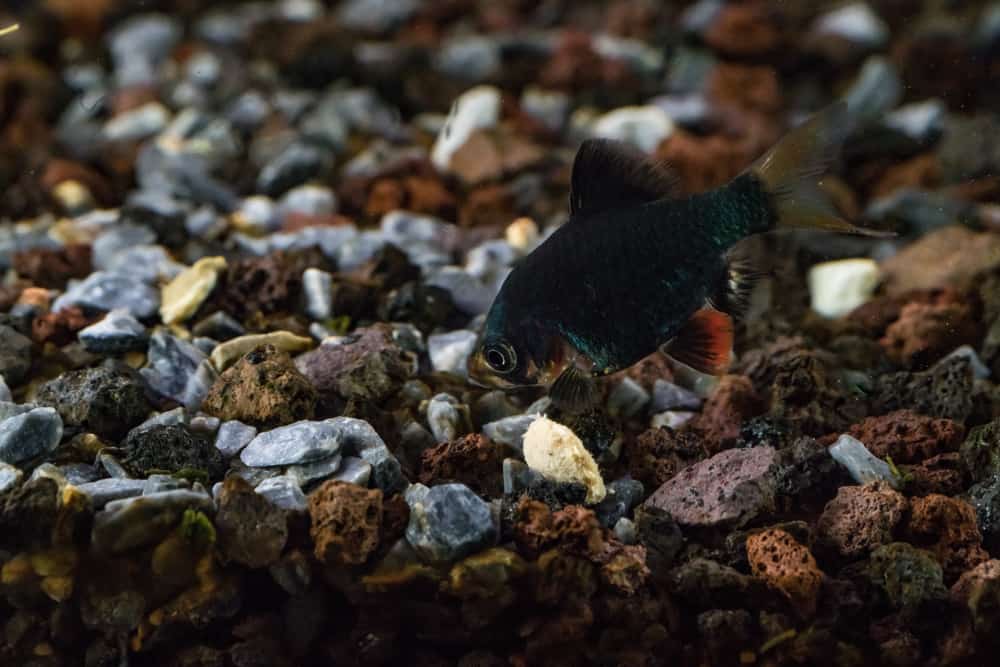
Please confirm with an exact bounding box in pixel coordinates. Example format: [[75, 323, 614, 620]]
[[807, 258, 880, 318], [829, 434, 898, 488], [431, 85, 502, 170], [590, 105, 674, 154]]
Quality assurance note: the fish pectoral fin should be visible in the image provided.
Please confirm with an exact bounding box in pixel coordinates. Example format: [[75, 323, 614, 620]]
[[708, 244, 773, 320], [569, 138, 679, 218], [549, 365, 599, 413], [663, 308, 734, 376]]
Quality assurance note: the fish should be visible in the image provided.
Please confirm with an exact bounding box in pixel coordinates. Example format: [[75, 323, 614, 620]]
[[467, 102, 890, 411]]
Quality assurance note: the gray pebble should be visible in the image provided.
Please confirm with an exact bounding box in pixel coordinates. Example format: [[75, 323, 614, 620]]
[[92, 225, 157, 269], [215, 420, 258, 457], [0, 462, 22, 494], [326, 417, 405, 493], [76, 478, 151, 508], [255, 475, 308, 512], [651, 379, 702, 412], [404, 483, 497, 564], [843, 55, 902, 124], [482, 414, 537, 451], [0, 375, 10, 402], [92, 488, 215, 554], [241, 420, 343, 467], [279, 184, 336, 219], [883, 99, 946, 144], [330, 456, 372, 486], [303, 268, 333, 320], [613, 517, 638, 545], [103, 102, 170, 142], [593, 478, 645, 528], [54, 271, 160, 319], [0, 407, 63, 465], [60, 463, 102, 485], [502, 458, 544, 496], [607, 378, 650, 419], [829, 434, 898, 487], [105, 244, 185, 284], [945, 345, 991, 380], [426, 393, 463, 443], [435, 36, 501, 82], [426, 267, 494, 315], [98, 452, 131, 479], [286, 454, 343, 489], [79, 309, 148, 354], [140, 331, 218, 409], [257, 142, 332, 197]]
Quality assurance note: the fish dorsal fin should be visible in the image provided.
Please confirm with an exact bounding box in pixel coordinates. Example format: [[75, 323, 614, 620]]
[[570, 138, 678, 218], [664, 308, 734, 376]]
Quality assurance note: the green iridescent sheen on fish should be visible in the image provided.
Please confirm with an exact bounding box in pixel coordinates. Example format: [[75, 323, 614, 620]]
[[467, 102, 889, 411]]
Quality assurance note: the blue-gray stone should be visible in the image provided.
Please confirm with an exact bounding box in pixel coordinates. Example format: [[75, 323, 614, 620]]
[[108, 14, 181, 86], [0, 375, 10, 402], [326, 417, 405, 493], [60, 463, 102, 485], [189, 414, 220, 434], [883, 99, 946, 144], [0, 462, 22, 494], [193, 311, 245, 341], [141, 331, 218, 409], [426, 393, 463, 443], [98, 452, 131, 479], [105, 244, 186, 284], [102, 103, 170, 142], [614, 517, 638, 545], [607, 378, 650, 419], [279, 184, 336, 219], [331, 456, 372, 486], [593, 478, 645, 528], [255, 476, 308, 512], [813, 2, 889, 49], [404, 483, 497, 564], [287, 454, 343, 489], [482, 414, 536, 451], [521, 87, 570, 132], [829, 434, 898, 487], [0, 407, 63, 465], [226, 90, 271, 130], [0, 326, 31, 385], [945, 345, 991, 380], [257, 142, 332, 196], [651, 379, 702, 412], [335, 231, 385, 271], [502, 458, 545, 495], [92, 488, 215, 554], [215, 420, 258, 457], [79, 309, 148, 354], [92, 225, 158, 269], [0, 402, 36, 422], [303, 268, 333, 320], [435, 36, 501, 81], [865, 188, 976, 235], [241, 420, 343, 467], [465, 240, 517, 282], [338, 0, 419, 33], [53, 271, 160, 319], [76, 478, 151, 508], [426, 267, 494, 316], [843, 56, 902, 125]]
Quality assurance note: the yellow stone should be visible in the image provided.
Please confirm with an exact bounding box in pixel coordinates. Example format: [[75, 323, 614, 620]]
[[41, 575, 74, 602], [160, 256, 227, 325], [1, 553, 34, 585], [523, 416, 606, 503], [505, 217, 539, 251], [210, 331, 313, 371], [30, 548, 77, 577]]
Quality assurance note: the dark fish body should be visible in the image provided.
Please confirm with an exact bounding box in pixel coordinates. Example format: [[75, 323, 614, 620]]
[[469, 102, 888, 407], [493, 173, 773, 374]]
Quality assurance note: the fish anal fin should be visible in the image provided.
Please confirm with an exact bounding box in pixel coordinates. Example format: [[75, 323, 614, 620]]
[[549, 364, 599, 413], [570, 138, 679, 218], [664, 309, 734, 376]]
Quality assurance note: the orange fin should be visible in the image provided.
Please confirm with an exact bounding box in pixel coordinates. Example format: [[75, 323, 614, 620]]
[[664, 309, 734, 375]]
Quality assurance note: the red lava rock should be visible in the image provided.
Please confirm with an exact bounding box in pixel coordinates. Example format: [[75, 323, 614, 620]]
[[951, 560, 1000, 641], [906, 494, 988, 583], [512, 499, 604, 561], [538, 30, 635, 92], [687, 375, 764, 455], [201, 345, 317, 430], [847, 288, 956, 338], [840, 409, 965, 464], [816, 482, 908, 558], [215, 477, 288, 568], [654, 129, 750, 194], [704, 3, 784, 57], [879, 226, 1000, 297], [880, 296, 981, 368], [32, 306, 97, 346], [746, 528, 824, 617], [215, 252, 303, 320], [419, 434, 504, 498], [459, 184, 516, 228], [900, 452, 966, 497], [706, 63, 783, 115], [13, 245, 92, 289], [643, 446, 778, 530], [308, 480, 383, 567], [624, 425, 705, 492]]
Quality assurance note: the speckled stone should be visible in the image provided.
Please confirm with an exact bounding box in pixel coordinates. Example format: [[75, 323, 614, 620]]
[[404, 483, 497, 564]]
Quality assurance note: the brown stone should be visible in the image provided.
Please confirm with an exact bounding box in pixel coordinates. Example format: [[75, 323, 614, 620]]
[[880, 296, 981, 368], [418, 434, 504, 498], [459, 184, 516, 228], [706, 63, 783, 114], [32, 306, 98, 346], [879, 226, 1000, 296], [704, 3, 784, 57], [202, 345, 317, 430], [906, 494, 988, 583], [871, 154, 942, 199], [308, 481, 383, 567], [841, 409, 965, 464], [13, 244, 92, 289], [746, 528, 823, 617], [687, 374, 764, 455], [215, 477, 288, 568], [816, 482, 907, 558], [625, 425, 705, 492]]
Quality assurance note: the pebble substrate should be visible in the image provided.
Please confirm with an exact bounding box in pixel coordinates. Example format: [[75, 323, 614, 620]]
[[2, 1, 1000, 666]]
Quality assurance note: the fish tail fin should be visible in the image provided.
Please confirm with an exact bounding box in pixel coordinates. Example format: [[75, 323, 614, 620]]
[[751, 102, 893, 238]]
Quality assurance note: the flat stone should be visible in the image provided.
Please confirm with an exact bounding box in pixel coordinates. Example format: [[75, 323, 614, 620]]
[[325, 417, 405, 493], [140, 330, 218, 409], [214, 420, 257, 457], [79, 309, 148, 354], [240, 420, 343, 467], [0, 407, 63, 465], [330, 456, 372, 486], [427, 330, 478, 377], [404, 482, 497, 564], [91, 488, 215, 554], [160, 256, 227, 325], [255, 475, 308, 512], [482, 414, 537, 451], [829, 434, 899, 487], [644, 446, 778, 529], [53, 271, 160, 319], [286, 454, 343, 489], [210, 331, 313, 371], [75, 478, 151, 508]]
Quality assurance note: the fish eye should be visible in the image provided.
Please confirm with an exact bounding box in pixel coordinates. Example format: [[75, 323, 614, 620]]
[[483, 342, 516, 374]]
